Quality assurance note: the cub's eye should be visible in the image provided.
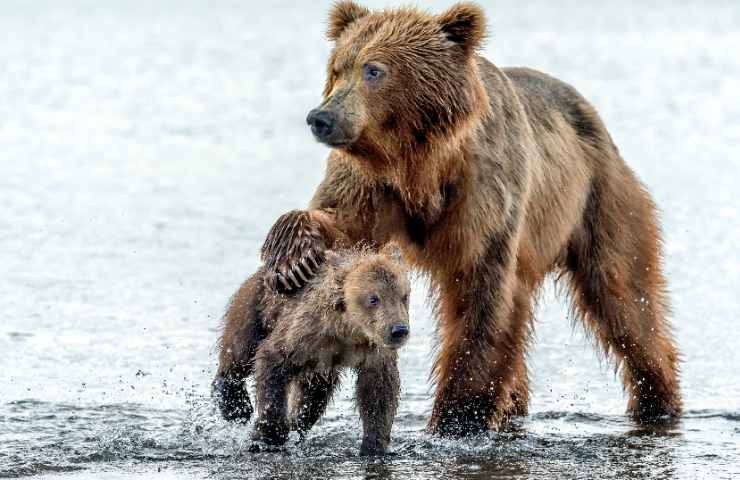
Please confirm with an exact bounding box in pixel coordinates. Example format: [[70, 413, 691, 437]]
[[367, 295, 380, 307], [401, 294, 409, 306], [363, 64, 385, 84]]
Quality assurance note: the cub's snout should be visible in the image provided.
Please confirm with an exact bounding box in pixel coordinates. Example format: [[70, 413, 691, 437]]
[[388, 323, 409, 348]]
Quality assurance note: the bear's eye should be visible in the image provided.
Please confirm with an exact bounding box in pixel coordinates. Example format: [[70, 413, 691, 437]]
[[367, 294, 380, 307], [362, 64, 385, 84], [401, 294, 409, 306]]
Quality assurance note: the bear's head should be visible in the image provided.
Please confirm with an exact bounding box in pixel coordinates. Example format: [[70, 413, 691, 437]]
[[327, 243, 411, 349], [307, 2, 489, 173]]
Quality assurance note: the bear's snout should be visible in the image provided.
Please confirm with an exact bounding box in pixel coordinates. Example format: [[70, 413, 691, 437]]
[[307, 108, 337, 143], [389, 323, 409, 347]]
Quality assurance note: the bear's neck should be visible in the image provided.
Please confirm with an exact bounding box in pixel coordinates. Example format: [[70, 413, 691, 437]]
[[397, 115, 484, 213], [395, 59, 491, 212], [348, 81, 490, 215]]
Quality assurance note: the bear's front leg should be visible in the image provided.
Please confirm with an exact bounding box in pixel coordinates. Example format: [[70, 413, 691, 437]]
[[427, 236, 534, 436], [253, 346, 293, 446], [355, 353, 400, 456], [261, 209, 349, 292]]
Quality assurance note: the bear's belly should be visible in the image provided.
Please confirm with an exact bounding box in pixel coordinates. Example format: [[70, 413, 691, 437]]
[[301, 342, 384, 376], [301, 342, 372, 373]]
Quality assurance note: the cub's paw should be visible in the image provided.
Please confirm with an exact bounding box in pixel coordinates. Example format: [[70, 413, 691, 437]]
[[359, 436, 389, 456], [212, 374, 252, 423], [261, 210, 327, 293]]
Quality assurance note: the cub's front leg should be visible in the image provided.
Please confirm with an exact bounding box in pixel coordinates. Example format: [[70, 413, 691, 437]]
[[355, 353, 400, 456], [252, 345, 294, 446], [289, 370, 341, 435]]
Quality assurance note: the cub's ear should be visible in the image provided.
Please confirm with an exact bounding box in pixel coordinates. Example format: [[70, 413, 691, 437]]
[[437, 2, 486, 55], [325, 250, 346, 269], [379, 242, 404, 265], [327, 1, 370, 41], [325, 250, 347, 311]]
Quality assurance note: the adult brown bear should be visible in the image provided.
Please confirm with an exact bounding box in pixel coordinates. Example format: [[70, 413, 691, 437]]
[[260, 1, 682, 436]]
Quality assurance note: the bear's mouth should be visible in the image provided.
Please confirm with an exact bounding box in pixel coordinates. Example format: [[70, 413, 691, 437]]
[[386, 335, 409, 350], [306, 106, 358, 148], [323, 138, 352, 149], [387, 340, 407, 350], [311, 127, 356, 149]]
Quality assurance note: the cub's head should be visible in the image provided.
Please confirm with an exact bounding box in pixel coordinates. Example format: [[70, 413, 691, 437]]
[[328, 243, 411, 349], [307, 2, 488, 166]]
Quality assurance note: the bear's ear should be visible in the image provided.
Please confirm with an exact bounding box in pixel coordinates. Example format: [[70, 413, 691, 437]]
[[437, 2, 486, 55], [327, 1, 370, 41], [325, 250, 346, 269]]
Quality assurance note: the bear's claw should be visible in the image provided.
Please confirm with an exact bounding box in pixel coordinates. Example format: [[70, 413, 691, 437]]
[[261, 210, 328, 293]]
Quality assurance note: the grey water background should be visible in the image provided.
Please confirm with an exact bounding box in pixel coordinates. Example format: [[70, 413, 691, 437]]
[[1, 0, 739, 478]]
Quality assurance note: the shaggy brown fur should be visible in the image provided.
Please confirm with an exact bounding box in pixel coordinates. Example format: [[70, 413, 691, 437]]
[[262, 1, 682, 435], [214, 243, 411, 455]]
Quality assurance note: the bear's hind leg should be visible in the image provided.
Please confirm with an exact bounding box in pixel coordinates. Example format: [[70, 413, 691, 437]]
[[288, 370, 341, 435], [213, 272, 267, 422], [565, 171, 682, 423], [253, 345, 292, 446], [213, 373, 253, 423]]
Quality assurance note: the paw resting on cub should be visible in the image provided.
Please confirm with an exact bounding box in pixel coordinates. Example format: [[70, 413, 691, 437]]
[[261, 210, 328, 293]]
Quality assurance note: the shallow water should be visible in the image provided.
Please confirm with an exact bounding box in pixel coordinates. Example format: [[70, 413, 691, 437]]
[[1, 0, 739, 478]]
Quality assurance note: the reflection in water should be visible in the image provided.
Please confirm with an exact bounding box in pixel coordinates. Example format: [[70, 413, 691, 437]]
[[362, 462, 393, 480]]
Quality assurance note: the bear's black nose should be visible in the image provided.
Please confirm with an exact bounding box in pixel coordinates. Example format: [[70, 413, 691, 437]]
[[306, 109, 336, 141], [390, 324, 409, 340]]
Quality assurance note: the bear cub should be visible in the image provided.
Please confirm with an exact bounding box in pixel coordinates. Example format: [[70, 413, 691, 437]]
[[213, 243, 411, 455]]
